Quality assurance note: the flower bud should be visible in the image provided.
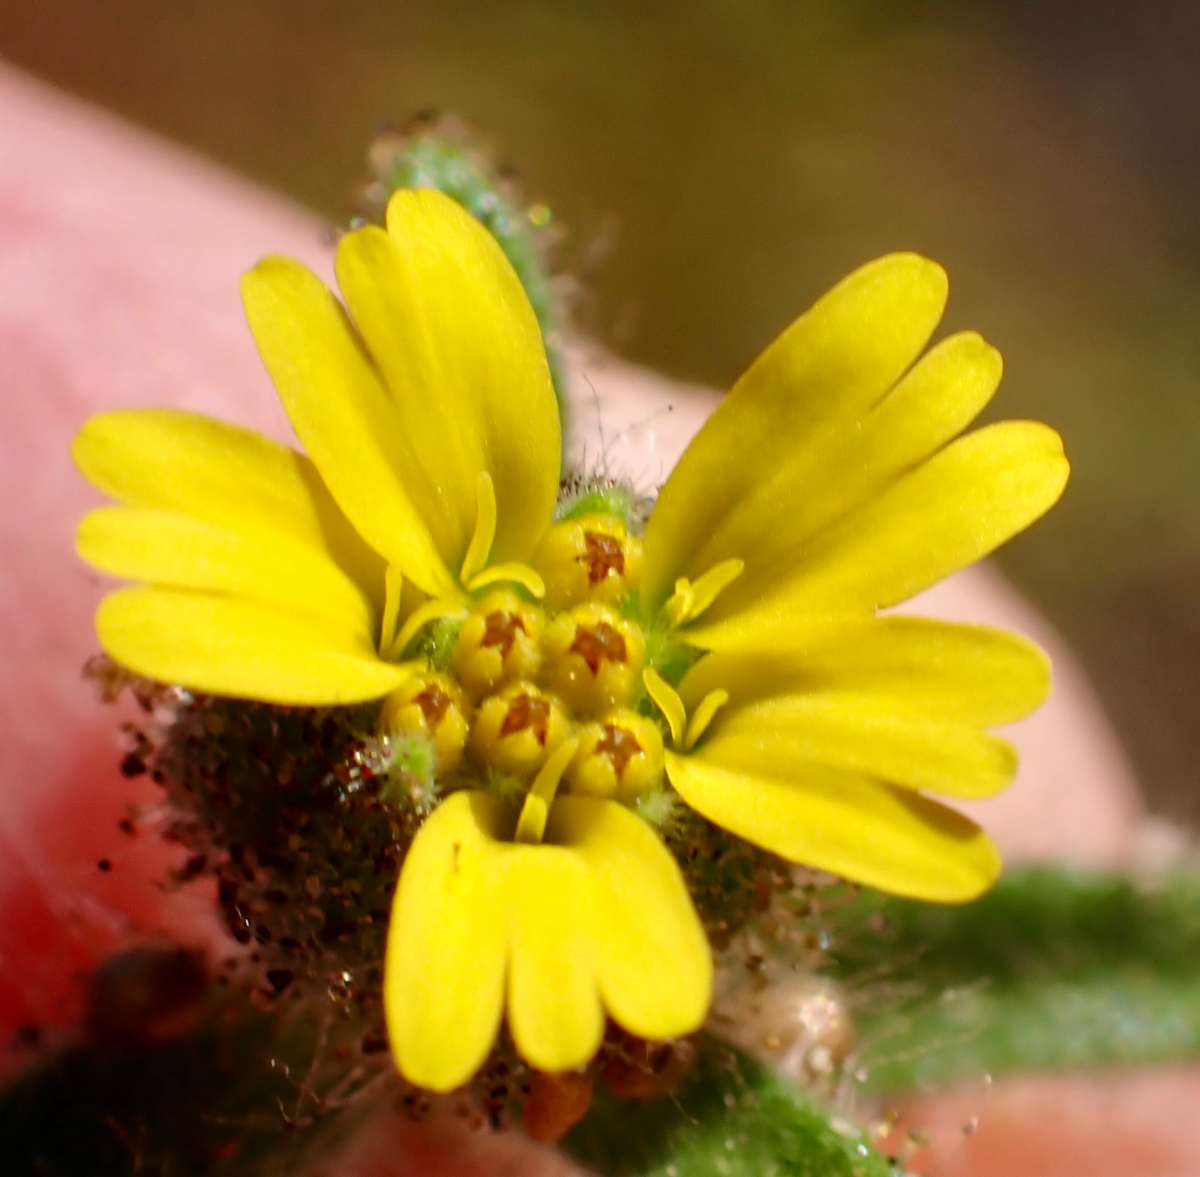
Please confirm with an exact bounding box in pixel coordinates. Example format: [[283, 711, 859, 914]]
[[565, 710, 664, 802], [532, 514, 644, 612], [378, 673, 471, 775], [467, 682, 571, 777], [541, 603, 645, 716], [451, 588, 545, 698]]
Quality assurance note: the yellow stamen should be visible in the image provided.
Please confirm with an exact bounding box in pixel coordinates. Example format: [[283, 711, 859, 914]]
[[467, 562, 546, 599], [688, 559, 745, 621], [459, 470, 498, 587], [379, 564, 404, 656], [642, 667, 686, 750], [660, 578, 695, 630], [661, 559, 745, 629], [683, 689, 729, 752], [386, 598, 469, 661], [513, 737, 580, 845]]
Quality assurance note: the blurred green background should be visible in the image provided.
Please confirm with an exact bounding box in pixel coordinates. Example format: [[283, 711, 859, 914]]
[[3, 1, 1199, 820]]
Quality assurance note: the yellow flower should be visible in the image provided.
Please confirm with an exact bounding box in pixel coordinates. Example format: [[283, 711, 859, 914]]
[[541, 602, 646, 716], [450, 588, 546, 699], [71, 190, 1067, 1093]]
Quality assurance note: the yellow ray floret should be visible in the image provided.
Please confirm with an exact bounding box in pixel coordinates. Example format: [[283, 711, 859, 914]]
[[75, 191, 561, 699], [643, 614, 1052, 899], [642, 252, 952, 609], [641, 254, 1069, 649], [384, 791, 712, 1092]]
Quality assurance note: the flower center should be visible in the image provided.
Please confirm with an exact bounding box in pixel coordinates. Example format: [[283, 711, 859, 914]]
[[378, 672, 471, 774], [543, 604, 644, 716], [378, 507, 699, 834], [532, 512, 644, 612], [565, 710, 665, 802]]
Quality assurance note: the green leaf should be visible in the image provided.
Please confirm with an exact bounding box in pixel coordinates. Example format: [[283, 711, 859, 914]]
[[564, 1034, 896, 1177], [827, 866, 1200, 1092]]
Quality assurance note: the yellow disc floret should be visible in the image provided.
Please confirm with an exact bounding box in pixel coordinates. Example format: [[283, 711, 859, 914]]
[[541, 602, 645, 717], [467, 681, 571, 777], [532, 513, 644, 612], [378, 672, 472, 775], [565, 710, 665, 802], [451, 588, 546, 699]]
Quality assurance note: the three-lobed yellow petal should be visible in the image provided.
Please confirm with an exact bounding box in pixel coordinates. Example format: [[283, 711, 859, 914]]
[[335, 192, 561, 573], [667, 617, 1052, 803], [385, 791, 711, 1092], [677, 618, 1051, 728], [642, 252, 951, 610], [77, 191, 562, 701], [641, 253, 1068, 652], [685, 420, 1069, 649]]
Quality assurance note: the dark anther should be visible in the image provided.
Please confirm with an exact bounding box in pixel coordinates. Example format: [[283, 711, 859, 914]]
[[480, 610, 526, 657], [414, 685, 452, 728], [361, 1032, 389, 1054], [595, 724, 642, 775], [580, 531, 625, 584], [569, 623, 627, 674], [499, 693, 551, 744]]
